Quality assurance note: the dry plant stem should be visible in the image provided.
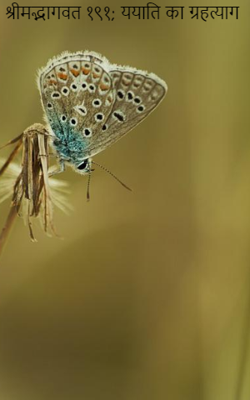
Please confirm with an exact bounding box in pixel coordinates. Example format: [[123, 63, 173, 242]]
[[0, 134, 23, 257], [0, 123, 57, 247], [0, 139, 22, 177], [21, 124, 54, 239], [234, 274, 250, 400], [0, 133, 23, 150], [0, 205, 18, 259]]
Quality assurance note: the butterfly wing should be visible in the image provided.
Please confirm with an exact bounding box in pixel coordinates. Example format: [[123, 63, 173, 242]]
[[38, 52, 167, 162], [84, 66, 167, 157], [38, 52, 116, 161]]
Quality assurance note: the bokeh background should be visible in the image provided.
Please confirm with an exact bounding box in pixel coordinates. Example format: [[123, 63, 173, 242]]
[[0, 0, 249, 399]]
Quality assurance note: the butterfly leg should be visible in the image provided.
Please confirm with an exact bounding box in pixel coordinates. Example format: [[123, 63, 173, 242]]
[[49, 160, 65, 177]]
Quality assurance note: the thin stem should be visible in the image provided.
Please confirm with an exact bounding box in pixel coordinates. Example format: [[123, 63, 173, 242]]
[[0, 132, 23, 150], [0, 140, 22, 177], [0, 205, 18, 259], [235, 272, 250, 400]]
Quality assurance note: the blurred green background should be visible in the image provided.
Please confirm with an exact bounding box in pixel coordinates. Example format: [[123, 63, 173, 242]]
[[0, 0, 250, 399]]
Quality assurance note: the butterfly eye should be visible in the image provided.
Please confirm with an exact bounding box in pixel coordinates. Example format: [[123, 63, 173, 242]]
[[77, 159, 88, 170]]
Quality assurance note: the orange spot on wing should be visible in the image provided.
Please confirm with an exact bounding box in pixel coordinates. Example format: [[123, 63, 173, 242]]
[[100, 83, 109, 91], [49, 79, 57, 85], [57, 72, 68, 80], [70, 69, 80, 77], [82, 67, 90, 75], [106, 95, 113, 104], [92, 73, 100, 78]]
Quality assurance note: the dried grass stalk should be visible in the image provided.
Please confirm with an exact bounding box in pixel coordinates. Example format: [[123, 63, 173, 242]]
[[0, 123, 57, 255]]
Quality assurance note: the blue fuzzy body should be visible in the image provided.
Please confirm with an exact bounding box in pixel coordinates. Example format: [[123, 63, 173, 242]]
[[51, 123, 87, 166]]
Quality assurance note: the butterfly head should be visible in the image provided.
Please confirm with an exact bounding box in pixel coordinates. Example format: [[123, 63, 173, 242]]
[[52, 137, 91, 175], [74, 158, 92, 175]]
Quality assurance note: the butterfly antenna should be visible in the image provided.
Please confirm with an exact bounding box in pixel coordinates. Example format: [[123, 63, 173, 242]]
[[87, 163, 91, 202], [92, 161, 132, 192]]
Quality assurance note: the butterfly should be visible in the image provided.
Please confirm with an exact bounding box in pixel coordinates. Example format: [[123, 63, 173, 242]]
[[38, 51, 167, 177]]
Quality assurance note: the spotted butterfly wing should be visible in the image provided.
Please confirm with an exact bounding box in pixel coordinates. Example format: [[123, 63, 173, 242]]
[[85, 66, 167, 156], [38, 52, 116, 166], [38, 51, 167, 170]]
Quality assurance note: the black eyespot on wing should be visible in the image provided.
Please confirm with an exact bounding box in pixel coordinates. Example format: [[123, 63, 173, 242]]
[[93, 99, 101, 106], [79, 107, 87, 115], [52, 92, 60, 98], [137, 105, 145, 113], [70, 118, 77, 126], [127, 91, 134, 100], [83, 128, 92, 137], [95, 113, 104, 122], [117, 90, 125, 99], [113, 111, 125, 122], [134, 97, 141, 104]]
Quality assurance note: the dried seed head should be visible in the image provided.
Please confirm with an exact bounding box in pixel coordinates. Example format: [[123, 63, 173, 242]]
[[0, 124, 71, 241]]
